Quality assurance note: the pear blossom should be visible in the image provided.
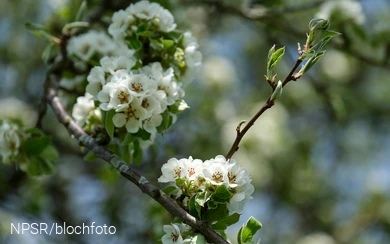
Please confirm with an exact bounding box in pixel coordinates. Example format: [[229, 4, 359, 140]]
[[108, 10, 135, 40], [161, 224, 183, 244], [203, 159, 228, 186], [86, 67, 106, 96], [112, 98, 147, 133], [72, 93, 96, 126], [128, 73, 157, 96], [0, 120, 23, 163], [315, 0, 365, 25], [158, 157, 187, 183], [142, 113, 162, 134], [100, 56, 136, 74], [182, 32, 202, 82], [109, 1, 177, 41], [128, 1, 161, 20], [158, 155, 254, 213], [227, 179, 255, 213], [140, 95, 161, 117], [67, 30, 133, 62]]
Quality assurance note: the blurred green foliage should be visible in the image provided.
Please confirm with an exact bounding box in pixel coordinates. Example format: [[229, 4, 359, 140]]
[[1, 0, 390, 243]]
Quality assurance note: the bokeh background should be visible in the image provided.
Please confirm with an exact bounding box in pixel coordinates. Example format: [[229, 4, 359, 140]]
[[1, 0, 390, 243]]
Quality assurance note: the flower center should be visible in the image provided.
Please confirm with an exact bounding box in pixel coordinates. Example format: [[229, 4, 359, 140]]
[[188, 167, 195, 176], [125, 106, 137, 119], [228, 172, 236, 183], [132, 83, 143, 92], [171, 233, 179, 242], [212, 171, 223, 182], [141, 99, 149, 108], [118, 90, 129, 103], [174, 167, 182, 177]]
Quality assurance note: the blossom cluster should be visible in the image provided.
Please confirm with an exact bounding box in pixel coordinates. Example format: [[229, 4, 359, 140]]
[[67, 30, 134, 64], [108, 0, 176, 40], [158, 155, 254, 214], [68, 1, 201, 142], [0, 120, 24, 163], [161, 223, 207, 244]]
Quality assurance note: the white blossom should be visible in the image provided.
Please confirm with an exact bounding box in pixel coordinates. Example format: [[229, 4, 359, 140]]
[[100, 56, 136, 74], [142, 63, 183, 105], [86, 67, 106, 96], [203, 156, 229, 186], [182, 32, 202, 82], [128, 1, 161, 20], [315, 0, 365, 25], [72, 93, 96, 126], [158, 157, 187, 183], [142, 113, 162, 134], [0, 120, 23, 163], [108, 10, 135, 40], [112, 98, 146, 133], [67, 30, 135, 62], [161, 224, 183, 244], [154, 8, 176, 32], [109, 0, 177, 41]]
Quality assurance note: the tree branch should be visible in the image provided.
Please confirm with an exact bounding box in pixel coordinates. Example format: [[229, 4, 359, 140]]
[[225, 58, 302, 160], [46, 76, 228, 244]]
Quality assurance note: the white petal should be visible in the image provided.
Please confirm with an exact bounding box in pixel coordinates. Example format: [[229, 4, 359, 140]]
[[112, 113, 126, 127]]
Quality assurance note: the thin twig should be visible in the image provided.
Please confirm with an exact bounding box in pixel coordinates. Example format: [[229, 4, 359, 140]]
[[225, 58, 302, 160], [46, 76, 228, 244]]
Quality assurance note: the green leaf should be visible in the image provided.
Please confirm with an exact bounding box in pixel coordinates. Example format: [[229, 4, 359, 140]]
[[40, 145, 59, 162], [164, 30, 183, 42], [150, 38, 164, 50], [207, 200, 217, 209], [270, 80, 283, 101], [156, 110, 173, 133], [189, 195, 201, 219], [62, 21, 89, 34], [22, 136, 51, 157], [162, 39, 174, 49], [267, 46, 285, 78], [309, 18, 330, 32], [169, 99, 189, 114], [27, 154, 55, 177], [297, 51, 325, 77], [83, 151, 97, 161], [132, 140, 143, 165], [189, 234, 207, 244], [125, 35, 142, 50], [215, 184, 233, 200], [24, 128, 44, 136], [162, 185, 178, 195], [122, 133, 135, 146], [137, 31, 153, 37], [176, 178, 185, 187], [121, 143, 132, 164], [267, 45, 275, 62], [131, 129, 151, 140], [195, 191, 210, 207], [203, 203, 229, 223], [240, 217, 262, 244], [75, 0, 87, 21], [237, 227, 243, 244], [25, 22, 59, 43], [104, 110, 116, 139], [318, 30, 341, 41], [25, 22, 50, 32], [42, 43, 55, 63], [212, 213, 241, 231]]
